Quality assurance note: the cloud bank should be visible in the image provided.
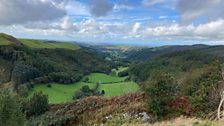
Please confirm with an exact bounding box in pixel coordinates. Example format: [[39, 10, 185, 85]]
[[0, 0, 66, 25], [177, 0, 224, 23], [89, 0, 114, 17], [0, 0, 224, 45]]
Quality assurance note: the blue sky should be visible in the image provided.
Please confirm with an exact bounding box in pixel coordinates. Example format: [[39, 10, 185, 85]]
[[0, 0, 224, 46]]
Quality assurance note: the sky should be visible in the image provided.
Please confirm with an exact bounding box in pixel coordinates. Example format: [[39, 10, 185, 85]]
[[0, 0, 224, 46]]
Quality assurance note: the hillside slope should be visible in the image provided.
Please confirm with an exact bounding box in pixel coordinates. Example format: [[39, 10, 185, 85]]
[[0, 33, 21, 45], [20, 39, 80, 50], [127, 48, 223, 119], [0, 34, 113, 89], [126, 44, 217, 61], [128, 50, 220, 82]]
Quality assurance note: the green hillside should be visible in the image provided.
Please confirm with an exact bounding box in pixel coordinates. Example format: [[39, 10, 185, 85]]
[[128, 49, 223, 118], [0, 34, 113, 90], [0, 33, 80, 50], [20, 39, 80, 50], [0, 33, 21, 45], [128, 50, 219, 82]]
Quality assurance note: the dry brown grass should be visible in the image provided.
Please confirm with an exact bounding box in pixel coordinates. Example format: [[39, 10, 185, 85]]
[[49, 93, 148, 125], [123, 116, 216, 126]]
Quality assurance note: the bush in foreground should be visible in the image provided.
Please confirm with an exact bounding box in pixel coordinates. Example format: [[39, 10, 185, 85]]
[[145, 72, 177, 119], [0, 91, 26, 126], [73, 85, 104, 100], [26, 92, 49, 116]]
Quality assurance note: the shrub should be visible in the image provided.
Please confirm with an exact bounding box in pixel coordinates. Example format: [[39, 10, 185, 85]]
[[18, 85, 29, 97], [73, 85, 103, 100], [11, 63, 39, 89], [26, 112, 75, 126], [81, 85, 91, 93], [110, 70, 116, 76], [0, 91, 26, 126], [185, 61, 222, 116], [48, 72, 82, 84], [94, 82, 100, 91], [46, 84, 52, 88], [101, 90, 105, 95], [118, 70, 128, 77], [83, 77, 89, 83], [73, 85, 92, 100], [145, 72, 177, 119], [27, 92, 49, 116], [73, 90, 85, 100]]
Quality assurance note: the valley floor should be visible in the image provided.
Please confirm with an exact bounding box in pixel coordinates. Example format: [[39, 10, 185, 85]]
[[29, 72, 139, 103]]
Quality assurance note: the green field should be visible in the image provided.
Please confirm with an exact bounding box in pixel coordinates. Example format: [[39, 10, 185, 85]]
[[20, 39, 80, 50], [29, 73, 139, 104], [87, 73, 126, 83], [98, 82, 139, 97], [29, 82, 95, 104], [114, 67, 128, 75]]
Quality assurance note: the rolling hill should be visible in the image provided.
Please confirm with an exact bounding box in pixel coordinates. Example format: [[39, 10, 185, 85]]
[[0, 34, 113, 90], [128, 49, 220, 82], [0, 33, 21, 45], [19, 39, 80, 50], [126, 44, 209, 61]]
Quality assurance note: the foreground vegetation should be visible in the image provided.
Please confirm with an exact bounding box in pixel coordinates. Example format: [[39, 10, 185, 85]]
[[2, 90, 224, 126]]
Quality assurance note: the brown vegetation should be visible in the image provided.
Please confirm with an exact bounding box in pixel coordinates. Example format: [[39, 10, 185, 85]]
[[48, 93, 147, 125]]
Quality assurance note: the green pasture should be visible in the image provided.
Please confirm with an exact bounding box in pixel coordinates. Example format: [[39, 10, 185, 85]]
[[29, 72, 139, 104], [86, 73, 126, 83], [29, 82, 95, 104], [98, 82, 139, 97]]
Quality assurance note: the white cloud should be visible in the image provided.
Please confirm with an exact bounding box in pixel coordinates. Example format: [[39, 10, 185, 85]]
[[144, 19, 224, 41], [65, 0, 89, 16], [0, 0, 224, 44], [159, 16, 168, 19], [3, 18, 224, 44], [113, 4, 134, 11], [89, 0, 114, 17], [131, 22, 141, 34], [142, 0, 165, 6], [0, 0, 67, 25], [194, 19, 224, 38], [142, 0, 177, 7], [177, 0, 224, 23], [77, 19, 105, 34], [60, 16, 73, 29]]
